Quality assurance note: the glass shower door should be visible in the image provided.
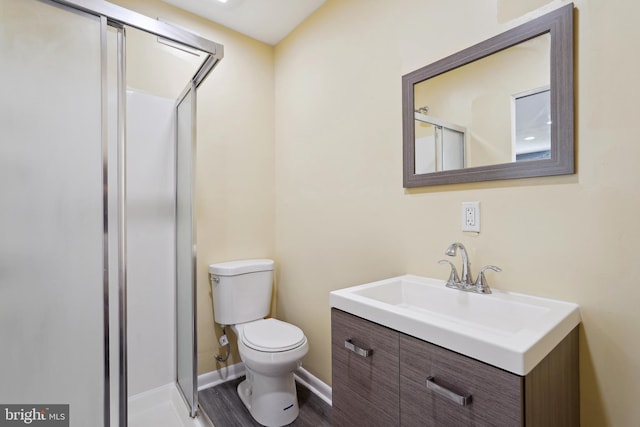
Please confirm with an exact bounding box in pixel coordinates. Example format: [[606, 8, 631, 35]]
[[0, 0, 111, 425], [440, 127, 465, 171], [176, 84, 198, 417]]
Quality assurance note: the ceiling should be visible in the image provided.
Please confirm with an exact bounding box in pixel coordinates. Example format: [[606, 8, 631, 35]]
[[161, 0, 326, 45]]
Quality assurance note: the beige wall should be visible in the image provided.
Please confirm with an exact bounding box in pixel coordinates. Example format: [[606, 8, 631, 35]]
[[111, 0, 640, 425], [274, 1, 640, 426], [112, 0, 275, 373]]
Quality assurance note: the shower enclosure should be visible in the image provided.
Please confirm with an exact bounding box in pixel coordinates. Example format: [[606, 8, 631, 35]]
[[414, 112, 466, 173], [0, 0, 222, 425]]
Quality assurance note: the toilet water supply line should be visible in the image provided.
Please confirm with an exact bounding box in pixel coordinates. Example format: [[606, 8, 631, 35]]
[[215, 325, 231, 362]]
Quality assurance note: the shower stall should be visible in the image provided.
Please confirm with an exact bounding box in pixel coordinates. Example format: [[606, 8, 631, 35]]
[[0, 0, 222, 425], [414, 111, 466, 173]]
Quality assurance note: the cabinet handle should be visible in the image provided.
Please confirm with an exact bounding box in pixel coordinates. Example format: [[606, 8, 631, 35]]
[[344, 338, 373, 358], [426, 376, 472, 406]]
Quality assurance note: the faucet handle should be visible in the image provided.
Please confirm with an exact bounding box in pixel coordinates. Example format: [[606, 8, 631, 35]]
[[438, 259, 460, 289], [474, 265, 502, 294]]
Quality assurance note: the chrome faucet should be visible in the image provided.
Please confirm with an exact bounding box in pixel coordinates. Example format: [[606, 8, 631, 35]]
[[439, 242, 501, 294], [445, 242, 473, 287]]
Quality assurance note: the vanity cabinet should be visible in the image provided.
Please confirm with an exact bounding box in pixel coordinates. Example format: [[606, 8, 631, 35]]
[[331, 308, 400, 426], [331, 308, 579, 427], [400, 334, 522, 426]]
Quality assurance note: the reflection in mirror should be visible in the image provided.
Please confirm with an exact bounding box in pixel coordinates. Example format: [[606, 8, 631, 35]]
[[414, 112, 466, 173], [402, 3, 574, 187], [513, 87, 550, 161], [413, 34, 550, 172]]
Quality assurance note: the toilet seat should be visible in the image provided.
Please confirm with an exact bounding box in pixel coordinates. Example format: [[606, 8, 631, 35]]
[[241, 318, 305, 352]]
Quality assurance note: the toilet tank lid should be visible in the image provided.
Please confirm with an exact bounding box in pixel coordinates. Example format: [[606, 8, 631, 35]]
[[208, 259, 274, 276]]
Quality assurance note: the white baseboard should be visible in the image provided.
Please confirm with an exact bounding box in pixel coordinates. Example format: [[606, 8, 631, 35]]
[[294, 367, 332, 406], [197, 362, 246, 391], [197, 364, 332, 406]]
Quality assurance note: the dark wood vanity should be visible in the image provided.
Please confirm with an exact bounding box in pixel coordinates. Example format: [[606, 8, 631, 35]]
[[331, 308, 579, 426]]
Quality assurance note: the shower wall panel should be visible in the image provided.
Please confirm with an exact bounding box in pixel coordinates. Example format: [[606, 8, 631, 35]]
[[126, 91, 177, 397]]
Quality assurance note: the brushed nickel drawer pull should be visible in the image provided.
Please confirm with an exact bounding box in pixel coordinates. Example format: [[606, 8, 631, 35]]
[[426, 376, 472, 406], [344, 339, 373, 358]]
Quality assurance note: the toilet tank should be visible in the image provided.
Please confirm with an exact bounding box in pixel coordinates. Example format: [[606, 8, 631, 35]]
[[208, 259, 275, 325]]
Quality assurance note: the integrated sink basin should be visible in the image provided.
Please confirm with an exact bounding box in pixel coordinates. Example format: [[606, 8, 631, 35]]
[[329, 275, 581, 375]]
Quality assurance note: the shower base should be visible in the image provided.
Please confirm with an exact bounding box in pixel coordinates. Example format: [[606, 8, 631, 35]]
[[129, 383, 211, 427]]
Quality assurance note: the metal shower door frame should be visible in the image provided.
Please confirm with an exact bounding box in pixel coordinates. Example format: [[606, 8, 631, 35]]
[[175, 81, 199, 419], [34, 1, 223, 426]]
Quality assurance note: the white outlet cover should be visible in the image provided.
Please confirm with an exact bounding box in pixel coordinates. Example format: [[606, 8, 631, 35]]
[[462, 201, 480, 232]]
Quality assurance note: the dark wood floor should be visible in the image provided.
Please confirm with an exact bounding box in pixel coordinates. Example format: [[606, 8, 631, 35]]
[[199, 376, 332, 427]]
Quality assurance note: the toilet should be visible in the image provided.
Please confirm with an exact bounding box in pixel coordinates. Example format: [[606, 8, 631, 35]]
[[208, 259, 309, 427]]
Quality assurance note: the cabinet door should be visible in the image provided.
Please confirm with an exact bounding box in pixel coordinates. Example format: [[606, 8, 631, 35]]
[[331, 309, 400, 426], [399, 334, 523, 427]]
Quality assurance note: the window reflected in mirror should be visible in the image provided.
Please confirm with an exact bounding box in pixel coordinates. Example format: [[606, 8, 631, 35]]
[[513, 87, 551, 161]]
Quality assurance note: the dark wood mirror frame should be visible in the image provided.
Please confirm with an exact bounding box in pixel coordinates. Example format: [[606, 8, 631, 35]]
[[402, 4, 574, 187]]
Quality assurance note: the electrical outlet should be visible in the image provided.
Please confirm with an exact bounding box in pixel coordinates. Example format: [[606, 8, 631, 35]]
[[462, 201, 480, 232]]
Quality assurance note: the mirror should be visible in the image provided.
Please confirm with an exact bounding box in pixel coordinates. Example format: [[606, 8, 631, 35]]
[[403, 4, 574, 187]]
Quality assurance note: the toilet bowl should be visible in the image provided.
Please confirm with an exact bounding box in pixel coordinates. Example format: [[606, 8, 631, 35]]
[[208, 259, 309, 427], [232, 319, 309, 426]]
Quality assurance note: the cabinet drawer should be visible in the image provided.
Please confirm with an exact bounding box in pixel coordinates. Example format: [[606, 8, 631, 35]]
[[399, 334, 523, 427], [331, 309, 399, 426]]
